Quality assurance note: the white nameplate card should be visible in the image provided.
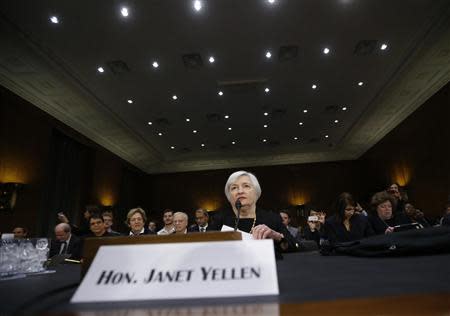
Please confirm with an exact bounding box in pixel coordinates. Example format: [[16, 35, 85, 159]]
[[71, 239, 278, 303]]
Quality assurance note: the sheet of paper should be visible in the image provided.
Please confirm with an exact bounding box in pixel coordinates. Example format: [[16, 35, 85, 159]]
[[220, 225, 253, 240]]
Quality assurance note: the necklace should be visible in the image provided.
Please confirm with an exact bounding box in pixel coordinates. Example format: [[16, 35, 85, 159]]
[[250, 216, 257, 232]]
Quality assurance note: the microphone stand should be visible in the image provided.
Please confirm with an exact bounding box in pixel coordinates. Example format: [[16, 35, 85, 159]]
[[234, 200, 242, 231]]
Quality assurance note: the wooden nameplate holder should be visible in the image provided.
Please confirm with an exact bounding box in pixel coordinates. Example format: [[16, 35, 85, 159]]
[[81, 231, 242, 277]]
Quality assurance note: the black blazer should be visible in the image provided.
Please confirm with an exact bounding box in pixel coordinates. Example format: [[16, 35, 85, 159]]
[[49, 234, 83, 260], [210, 208, 298, 252], [323, 214, 374, 244], [368, 213, 410, 235], [188, 224, 213, 233]]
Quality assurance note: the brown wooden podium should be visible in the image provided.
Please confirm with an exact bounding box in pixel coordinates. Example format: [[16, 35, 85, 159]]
[[81, 231, 242, 277]]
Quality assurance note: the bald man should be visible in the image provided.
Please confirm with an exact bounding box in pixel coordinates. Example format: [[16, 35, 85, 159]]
[[49, 223, 83, 260]]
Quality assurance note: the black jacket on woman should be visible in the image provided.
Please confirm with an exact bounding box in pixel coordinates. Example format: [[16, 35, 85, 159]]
[[322, 214, 374, 244], [210, 208, 298, 253]]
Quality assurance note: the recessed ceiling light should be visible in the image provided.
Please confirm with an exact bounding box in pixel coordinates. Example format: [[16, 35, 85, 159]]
[[193, 0, 202, 11], [265, 51, 272, 59], [342, 106, 347, 111], [312, 84, 317, 89], [193, 130, 198, 134], [148, 121, 153, 125], [323, 47, 330, 54], [218, 91, 223, 96], [158, 132, 163, 136], [97, 67, 104, 73], [380, 43, 388, 50], [264, 87, 270, 93], [303, 109, 308, 113], [325, 135, 329, 138], [232, 141, 236, 145], [228, 127, 232, 131], [299, 122, 304, 126], [334, 119, 339, 123], [201, 143, 205, 147], [186, 118, 190, 122], [152, 61, 159, 68], [49, 16, 59, 24], [224, 115, 230, 119], [264, 112, 269, 116], [170, 146, 175, 149], [267, 0, 276, 4], [263, 124, 268, 128], [262, 139, 267, 143], [127, 99, 133, 104], [121, 7, 129, 17], [208, 56, 215, 63], [358, 81, 364, 86], [294, 137, 298, 140], [172, 95, 178, 100]]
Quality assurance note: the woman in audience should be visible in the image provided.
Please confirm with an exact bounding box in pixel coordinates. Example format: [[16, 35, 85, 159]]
[[322, 193, 374, 244], [211, 170, 297, 252], [126, 208, 151, 236], [368, 191, 409, 234], [387, 183, 408, 214]]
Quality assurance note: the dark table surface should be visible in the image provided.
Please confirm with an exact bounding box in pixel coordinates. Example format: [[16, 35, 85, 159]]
[[1, 251, 449, 314]]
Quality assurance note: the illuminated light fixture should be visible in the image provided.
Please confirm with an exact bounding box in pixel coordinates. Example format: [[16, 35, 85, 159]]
[[268, 0, 276, 3], [170, 146, 175, 149], [325, 135, 329, 138], [224, 115, 229, 119], [262, 139, 267, 142], [380, 43, 388, 50], [121, 7, 129, 17], [299, 122, 304, 126], [228, 127, 232, 131], [358, 81, 364, 86], [193, 0, 202, 11], [152, 61, 159, 68], [303, 109, 308, 113], [172, 95, 178, 100], [148, 121, 153, 125], [232, 141, 236, 145], [201, 143, 205, 147], [263, 124, 268, 128], [342, 106, 347, 111], [265, 51, 272, 59], [264, 87, 270, 93], [334, 119, 339, 123], [323, 47, 330, 54], [193, 130, 198, 134], [218, 91, 223, 96], [294, 137, 298, 140], [158, 132, 163, 136], [208, 56, 215, 63], [50, 16, 59, 24], [312, 84, 317, 89], [263, 112, 269, 116], [186, 118, 190, 122], [97, 67, 105, 73], [127, 99, 133, 104]]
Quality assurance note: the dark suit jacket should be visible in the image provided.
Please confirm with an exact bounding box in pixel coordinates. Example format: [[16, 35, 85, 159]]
[[368, 213, 409, 235], [323, 214, 374, 244], [210, 207, 298, 252], [188, 224, 213, 233], [49, 234, 83, 260]]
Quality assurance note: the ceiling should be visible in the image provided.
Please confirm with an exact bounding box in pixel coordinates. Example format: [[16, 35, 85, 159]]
[[0, 0, 449, 174]]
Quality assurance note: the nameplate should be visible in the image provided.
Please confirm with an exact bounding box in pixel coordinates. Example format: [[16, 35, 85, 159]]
[[71, 240, 278, 303]]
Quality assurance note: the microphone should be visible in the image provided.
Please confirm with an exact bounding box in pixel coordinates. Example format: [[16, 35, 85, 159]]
[[234, 200, 242, 231]]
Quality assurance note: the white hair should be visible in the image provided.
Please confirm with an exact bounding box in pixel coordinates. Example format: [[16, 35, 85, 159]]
[[173, 211, 188, 222], [224, 170, 262, 203]]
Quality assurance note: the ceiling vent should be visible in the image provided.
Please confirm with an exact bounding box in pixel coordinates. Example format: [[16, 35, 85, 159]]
[[155, 117, 170, 126], [354, 40, 378, 56], [106, 60, 130, 74], [182, 53, 203, 69], [206, 113, 222, 122], [278, 45, 298, 61]]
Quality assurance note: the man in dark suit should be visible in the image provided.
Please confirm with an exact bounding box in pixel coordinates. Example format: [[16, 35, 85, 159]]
[[49, 223, 83, 260], [188, 208, 211, 233]]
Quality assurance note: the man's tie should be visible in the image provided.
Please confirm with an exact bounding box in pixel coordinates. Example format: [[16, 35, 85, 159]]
[[60, 241, 67, 254], [200, 227, 205, 233]]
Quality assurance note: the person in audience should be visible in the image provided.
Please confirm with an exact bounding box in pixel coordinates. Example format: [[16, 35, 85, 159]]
[[147, 221, 157, 234], [102, 211, 121, 236], [404, 203, 431, 227], [368, 191, 409, 235], [173, 212, 189, 234], [439, 203, 450, 226], [302, 214, 322, 245], [12, 227, 28, 239], [49, 223, 83, 260], [279, 210, 299, 239], [189, 208, 211, 232], [57, 204, 99, 236], [210, 170, 297, 252], [126, 208, 151, 236], [322, 193, 374, 244], [387, 183, 408, 214], [157, 209, 175, 235], [85, 213, 112, 237], [354, 202, 368, 216]]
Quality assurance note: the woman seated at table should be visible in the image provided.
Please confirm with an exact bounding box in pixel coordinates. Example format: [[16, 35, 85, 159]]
[[211, 170, 297, 252], [126, 208, 151, 236], [322, 193, 374, 244], [368, 191, 409, 235]]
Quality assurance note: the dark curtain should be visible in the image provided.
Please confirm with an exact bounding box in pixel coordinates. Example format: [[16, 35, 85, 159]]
[[38, 129, 92, 236]]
